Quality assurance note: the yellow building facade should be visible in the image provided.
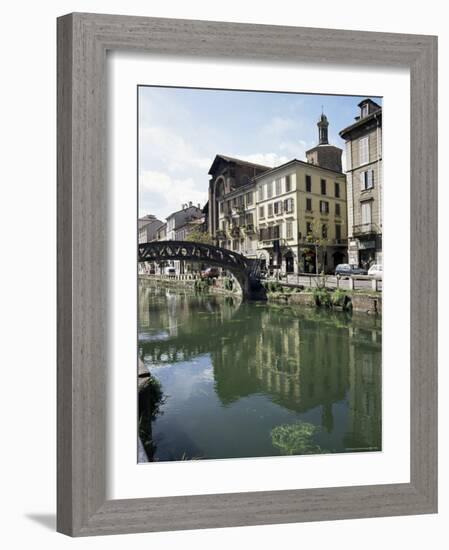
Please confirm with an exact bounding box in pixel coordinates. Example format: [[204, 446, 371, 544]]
[[255, 159, 348, 274]]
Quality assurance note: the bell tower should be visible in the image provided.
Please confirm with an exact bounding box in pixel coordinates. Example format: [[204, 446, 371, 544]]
[[318, 113, 329, 145], [306, 112, 343, 173]]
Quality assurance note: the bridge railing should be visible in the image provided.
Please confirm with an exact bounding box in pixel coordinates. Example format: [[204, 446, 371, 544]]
[[139, 272, 202, 281]]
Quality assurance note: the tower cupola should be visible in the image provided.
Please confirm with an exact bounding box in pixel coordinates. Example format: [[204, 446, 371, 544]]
[[317, 113, 329, 145]]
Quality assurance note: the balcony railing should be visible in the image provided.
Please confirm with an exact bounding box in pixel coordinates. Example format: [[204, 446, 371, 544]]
[[242, 223, 255, 234], [352, 223, 380, 236], [230, 225, 241, 237], [258, 238, 287, 248]]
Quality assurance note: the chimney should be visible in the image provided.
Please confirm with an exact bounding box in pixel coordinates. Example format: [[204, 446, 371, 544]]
[[189, 201, 193, 207]]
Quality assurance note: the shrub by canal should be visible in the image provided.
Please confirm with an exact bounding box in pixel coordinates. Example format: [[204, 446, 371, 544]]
[[264, 283, 380, 314]]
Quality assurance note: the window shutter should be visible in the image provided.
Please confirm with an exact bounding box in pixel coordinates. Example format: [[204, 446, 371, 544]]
[[359, 136, 369, 165], [360, 171, 366, 190]]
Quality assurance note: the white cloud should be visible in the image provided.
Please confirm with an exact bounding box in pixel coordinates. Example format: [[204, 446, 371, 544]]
[[139, 126, 211, 173], [260, 116, 295, 137], [235, 152, 289, 168], [139, 170, 208, 219], [279, 139, 309, 160]]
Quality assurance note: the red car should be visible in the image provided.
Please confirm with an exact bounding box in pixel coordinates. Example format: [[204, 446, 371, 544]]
[[201, 267, 220, 279]]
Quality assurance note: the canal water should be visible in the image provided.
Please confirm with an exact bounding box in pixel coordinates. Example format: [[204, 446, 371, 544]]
[[138, 280, 381, 462]]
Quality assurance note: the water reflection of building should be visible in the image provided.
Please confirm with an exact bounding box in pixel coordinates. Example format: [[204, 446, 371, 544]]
[[211, 308, 349, 432], [345, 320, 382, 450], [138, 283, 381, 451]]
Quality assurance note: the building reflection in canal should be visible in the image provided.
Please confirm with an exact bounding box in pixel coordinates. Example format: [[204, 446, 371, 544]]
[[138, 281, 381, 461]]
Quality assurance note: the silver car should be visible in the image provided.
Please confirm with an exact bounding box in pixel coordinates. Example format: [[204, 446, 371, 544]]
[[368, 264, 383, 279]]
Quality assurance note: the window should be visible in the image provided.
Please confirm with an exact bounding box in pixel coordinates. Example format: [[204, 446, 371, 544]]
[[275, 178, 282, 196], [286, 221, 293, 239], [284, 198, 294, 213], [320, 200, 329, 214], [320, 179, 327, 195], [322, 224, 328, 239], [359, 136, 369, 165], [361, 201, 372, 224], [259, 206, 265, 219], [306, 198, 312, 212], [246, 192, 253, 206], [335, 224, 341, 241], [306, 221, 313, 236], [245, 213, 253, 225], [219, 201, 224, 213], [335, 182, 340, 198], [267, 181, 273, 199], [335, 203, 341, 217], [258, 185, 264, 201], [268, 203, 274, 217], [274, 201, 283, 215], [285, 174, 292, 192], [360, 170, 375, 190], [305, 174, 312, 192], [232, 239, 239, 251], [259, 225, 280, 241]]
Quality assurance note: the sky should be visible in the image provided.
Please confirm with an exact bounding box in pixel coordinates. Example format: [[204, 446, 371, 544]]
[[138, 86, 382, 220]]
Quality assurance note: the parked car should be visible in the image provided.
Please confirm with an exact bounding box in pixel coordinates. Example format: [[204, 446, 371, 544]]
[[164, 266, 176, 276], [201, 267, 220, 279], [335, 263, 368, 277], [368, 264, 383, 279]]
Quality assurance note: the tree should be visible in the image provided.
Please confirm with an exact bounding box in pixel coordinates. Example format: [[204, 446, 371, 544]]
[[185, 228, 214, 245], [304, 219, 329, 276]]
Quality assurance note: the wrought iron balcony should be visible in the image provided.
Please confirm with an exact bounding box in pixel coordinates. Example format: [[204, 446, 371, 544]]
[[230, 225, 241, 237], [352, 223, 380, 237], [242, 223, 255, 234], [258, 238, 287, 248]]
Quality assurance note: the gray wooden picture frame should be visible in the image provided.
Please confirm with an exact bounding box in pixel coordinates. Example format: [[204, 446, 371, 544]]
[[57, 12, 438, 537]]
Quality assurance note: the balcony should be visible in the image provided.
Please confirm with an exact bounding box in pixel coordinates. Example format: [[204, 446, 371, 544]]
[[232, 205, 245, 215], [230, 225, 241, 238], [258, 238, 287, 249], [353, 223, 380, 237], [242, 223, 255, 235]]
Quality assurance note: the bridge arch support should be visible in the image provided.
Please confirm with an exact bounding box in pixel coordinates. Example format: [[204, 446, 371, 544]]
[[138, 240, 265, 301]]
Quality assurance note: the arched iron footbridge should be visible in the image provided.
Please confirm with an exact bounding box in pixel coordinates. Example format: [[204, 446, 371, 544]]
[[138, 240, 266, 300]]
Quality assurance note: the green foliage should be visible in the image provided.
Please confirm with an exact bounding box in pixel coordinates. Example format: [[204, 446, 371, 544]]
[[194, 278, 211, 293], [265, 281, 284, 293], [313, 287, 332, 307], [271, 421, 325, 455], [138, 374, 166, 460], [185, 228, 213, 245], [331, 289, 347, 307], [223, 277, 234, 291]]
